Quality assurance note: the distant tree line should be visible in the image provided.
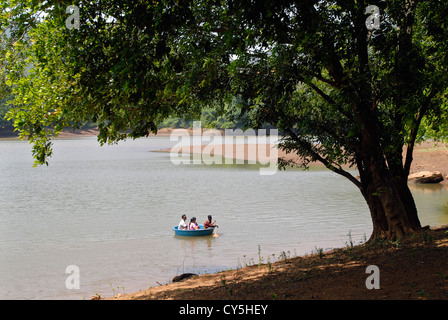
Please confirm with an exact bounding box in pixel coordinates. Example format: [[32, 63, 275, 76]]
[[159, 101, 251, 130], [1, 96, 272, 136]]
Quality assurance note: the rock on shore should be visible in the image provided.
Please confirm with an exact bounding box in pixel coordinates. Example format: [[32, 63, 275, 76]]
[[408, 171, 444, 184]]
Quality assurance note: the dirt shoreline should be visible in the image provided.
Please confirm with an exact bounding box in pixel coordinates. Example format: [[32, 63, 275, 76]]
[[104, 225, 448, 300]]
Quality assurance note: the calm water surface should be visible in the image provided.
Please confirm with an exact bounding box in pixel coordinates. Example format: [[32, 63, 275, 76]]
[[0, 137, 447, 299]]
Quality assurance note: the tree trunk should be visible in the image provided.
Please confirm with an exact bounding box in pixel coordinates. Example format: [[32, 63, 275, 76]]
[[360, 181, 388, 242], [393, 177, 421, 229], [360, 158, 421, 242], [356, 121, 421, 241]]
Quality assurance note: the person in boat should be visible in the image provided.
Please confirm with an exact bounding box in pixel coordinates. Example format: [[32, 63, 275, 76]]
[[178, 214, 188, 230], [203, 215, 218, 229], [189, 217, 200, 230]]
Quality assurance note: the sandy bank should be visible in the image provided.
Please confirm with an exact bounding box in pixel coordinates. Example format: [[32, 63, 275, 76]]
[[157, 139, 448, 184]]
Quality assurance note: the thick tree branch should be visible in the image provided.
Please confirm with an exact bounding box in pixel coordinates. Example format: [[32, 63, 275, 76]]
[[403, 92, 434, 176], [284, 127, 362, 189]]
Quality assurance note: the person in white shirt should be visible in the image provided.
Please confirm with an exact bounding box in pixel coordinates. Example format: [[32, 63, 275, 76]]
[[178, 214, 188, 230]]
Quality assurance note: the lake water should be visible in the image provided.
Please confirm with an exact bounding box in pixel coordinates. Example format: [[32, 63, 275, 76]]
[[0, 137, 447, 299]]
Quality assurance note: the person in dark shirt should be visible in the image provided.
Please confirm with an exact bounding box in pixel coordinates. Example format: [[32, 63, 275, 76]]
[[203, 215, 218, 229]]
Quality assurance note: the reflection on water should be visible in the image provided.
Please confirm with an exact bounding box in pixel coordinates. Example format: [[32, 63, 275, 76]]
[[176, 234, 216, 244], [175, 236, 218, 274], [410, 184, 448, 226], [411, 183, 445, 194], [0, 137, 447, 299], [176, 236, 217, 252]]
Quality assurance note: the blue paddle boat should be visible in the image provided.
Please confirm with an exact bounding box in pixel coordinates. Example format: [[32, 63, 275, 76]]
[[173, 225, 215, 236]]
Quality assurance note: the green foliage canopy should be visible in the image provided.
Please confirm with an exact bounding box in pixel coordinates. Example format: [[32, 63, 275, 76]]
[[1, 0, 446, 167], [2, 0, 448, 239]]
